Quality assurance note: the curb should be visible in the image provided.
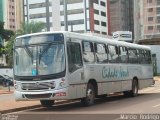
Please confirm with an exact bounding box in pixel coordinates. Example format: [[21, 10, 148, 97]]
[[0, 100, 73, 114]]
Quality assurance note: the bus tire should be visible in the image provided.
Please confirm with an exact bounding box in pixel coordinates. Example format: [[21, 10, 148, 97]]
[[130, 79, 138, 97], [81, 83, 95, 106], [124, 79, 138, 97], [40, 100, 55, 108]]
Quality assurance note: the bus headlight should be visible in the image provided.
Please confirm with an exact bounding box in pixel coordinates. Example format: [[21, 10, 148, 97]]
[[58, 78, 66, 89], [14, 82, 21, 91]]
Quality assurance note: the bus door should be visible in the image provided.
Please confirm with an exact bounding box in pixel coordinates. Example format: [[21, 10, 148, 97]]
[[67, 42, 85, 98]]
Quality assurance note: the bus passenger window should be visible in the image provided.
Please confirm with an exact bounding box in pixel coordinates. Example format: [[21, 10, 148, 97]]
[[95, 43, 108, 63], [137, 49, 145, 64], [67, 42, 83, 73], [119, 47, 128, 63], [128, 48, 138, 64], [144, 50, 152, 64], [108, 45, 119, 63], [82, 41, 95, 63]]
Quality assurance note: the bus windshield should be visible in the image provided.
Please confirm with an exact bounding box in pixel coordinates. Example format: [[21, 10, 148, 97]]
[[14, 34, 65, 76]]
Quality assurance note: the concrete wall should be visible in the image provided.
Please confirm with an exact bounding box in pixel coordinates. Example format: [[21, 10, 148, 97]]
[[148, 45, 160, 74]]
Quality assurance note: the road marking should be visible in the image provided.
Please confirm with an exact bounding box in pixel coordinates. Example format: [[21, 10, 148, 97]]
[[153, 104, 160, 108]]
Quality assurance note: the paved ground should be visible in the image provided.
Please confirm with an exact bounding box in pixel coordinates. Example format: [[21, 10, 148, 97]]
[[0, 77, 160, 114]]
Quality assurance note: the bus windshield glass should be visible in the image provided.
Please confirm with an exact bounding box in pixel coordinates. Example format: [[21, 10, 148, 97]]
[[14, 34, 65, 76]]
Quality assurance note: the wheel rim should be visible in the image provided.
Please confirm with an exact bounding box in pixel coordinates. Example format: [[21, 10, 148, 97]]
[[133, 81, 138, 95]]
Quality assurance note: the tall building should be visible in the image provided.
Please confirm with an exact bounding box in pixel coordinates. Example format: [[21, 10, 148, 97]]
[[15, 0, 24, 30], [134, 0, 160, 44], [134, 0, 160, 75], [109, 0, 134, 36], [140, 0, 160, 39], [0, 0, 23, 31], [23, 0, 110, 35]]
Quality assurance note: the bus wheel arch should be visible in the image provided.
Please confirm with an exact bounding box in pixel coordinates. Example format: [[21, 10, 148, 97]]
[[81, 79, 97, 106]]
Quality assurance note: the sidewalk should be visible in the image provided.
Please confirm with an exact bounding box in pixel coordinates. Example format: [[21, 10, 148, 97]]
[[0, 86, 41, 114]]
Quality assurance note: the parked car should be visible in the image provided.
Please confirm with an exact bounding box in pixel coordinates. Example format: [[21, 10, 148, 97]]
[[0, 74, 13, 87]]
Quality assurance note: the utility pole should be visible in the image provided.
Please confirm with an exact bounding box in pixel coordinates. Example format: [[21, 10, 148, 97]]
[[46, 0, 50, 31], [64, 0, 68, 31]]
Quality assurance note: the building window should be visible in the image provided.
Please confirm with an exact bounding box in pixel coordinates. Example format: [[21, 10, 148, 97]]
[[102, 32, 107, 35], [101, 21, 106, 27], [30, 12, 52, 19], [148, 17, 153, 21], [60, 9, 83, 15], [148, 26, 153, 30], [147, 0, 152, 3], [157, 25, 160, 31], [101, 11, 106, 17], [94, 20, 100, 25], [29, 2, 52, 9], [157, 0, 160, 5], [94, 9, 99, 15], [94, 30, 100, 34], [100, 1, 106, 6], [60, 0, 83, 5], [158, 16, 160, 23], [157, 7, 160, 14], [95, 0, 99, 4], [148, 8, 153, 12], [61, 19, 84, 26]]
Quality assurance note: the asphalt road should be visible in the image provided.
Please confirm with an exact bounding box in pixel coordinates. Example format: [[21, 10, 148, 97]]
[[3, 80, 160, 120]]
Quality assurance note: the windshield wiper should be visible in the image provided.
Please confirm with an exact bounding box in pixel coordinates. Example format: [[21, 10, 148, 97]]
[[24, 46, 33, 61], [39, 43, 52, 63]]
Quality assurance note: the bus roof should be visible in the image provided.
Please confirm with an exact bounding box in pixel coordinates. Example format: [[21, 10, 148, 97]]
[[16, 31, 150, 50]]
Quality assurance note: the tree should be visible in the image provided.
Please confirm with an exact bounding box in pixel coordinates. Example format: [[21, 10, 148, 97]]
[[17, 21, 46, 35], [0, 21, 14, 41], [5, 21, 46, 67]]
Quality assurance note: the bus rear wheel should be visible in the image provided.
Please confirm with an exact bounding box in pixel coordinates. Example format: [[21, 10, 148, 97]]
[[81, 83, 95, 106], [40, 100, 55, 108], [124, 79, 138, 97], [131, 79, 138, 97]]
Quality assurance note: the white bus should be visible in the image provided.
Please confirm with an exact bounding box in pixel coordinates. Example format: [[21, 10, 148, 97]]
[[14, 31, 153, 107]]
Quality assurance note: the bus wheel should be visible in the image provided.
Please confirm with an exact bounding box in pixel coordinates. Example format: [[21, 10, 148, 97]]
[[124, 79, 138, 97], [40, 100, 55, 108], [81, 83, 95, 106], [131, 79, 138, 97]]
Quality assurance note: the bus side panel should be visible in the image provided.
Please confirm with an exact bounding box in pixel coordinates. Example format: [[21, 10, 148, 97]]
[[121, 80, 132, 92], [139, 65, 153, 89], [102, 81, 122, 94]]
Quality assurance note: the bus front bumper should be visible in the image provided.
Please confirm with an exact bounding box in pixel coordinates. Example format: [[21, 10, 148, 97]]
[[15, 88, 69, 101]]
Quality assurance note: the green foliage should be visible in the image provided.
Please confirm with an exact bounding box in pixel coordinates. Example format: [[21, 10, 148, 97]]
[[0, 21, 14, 40], [17, 21, 46, 35]]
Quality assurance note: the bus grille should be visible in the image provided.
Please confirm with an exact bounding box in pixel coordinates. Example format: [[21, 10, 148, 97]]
[[24, 93, 52, 99], [21, 82, 55, 90]]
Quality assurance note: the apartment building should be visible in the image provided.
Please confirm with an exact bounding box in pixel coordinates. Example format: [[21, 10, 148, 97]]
[[109, 0, 134, 35], [0, 0, 23, 31], [141, 0, 160, 39], [23, 0, 110, 35], [134, 0, 160, 75]]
